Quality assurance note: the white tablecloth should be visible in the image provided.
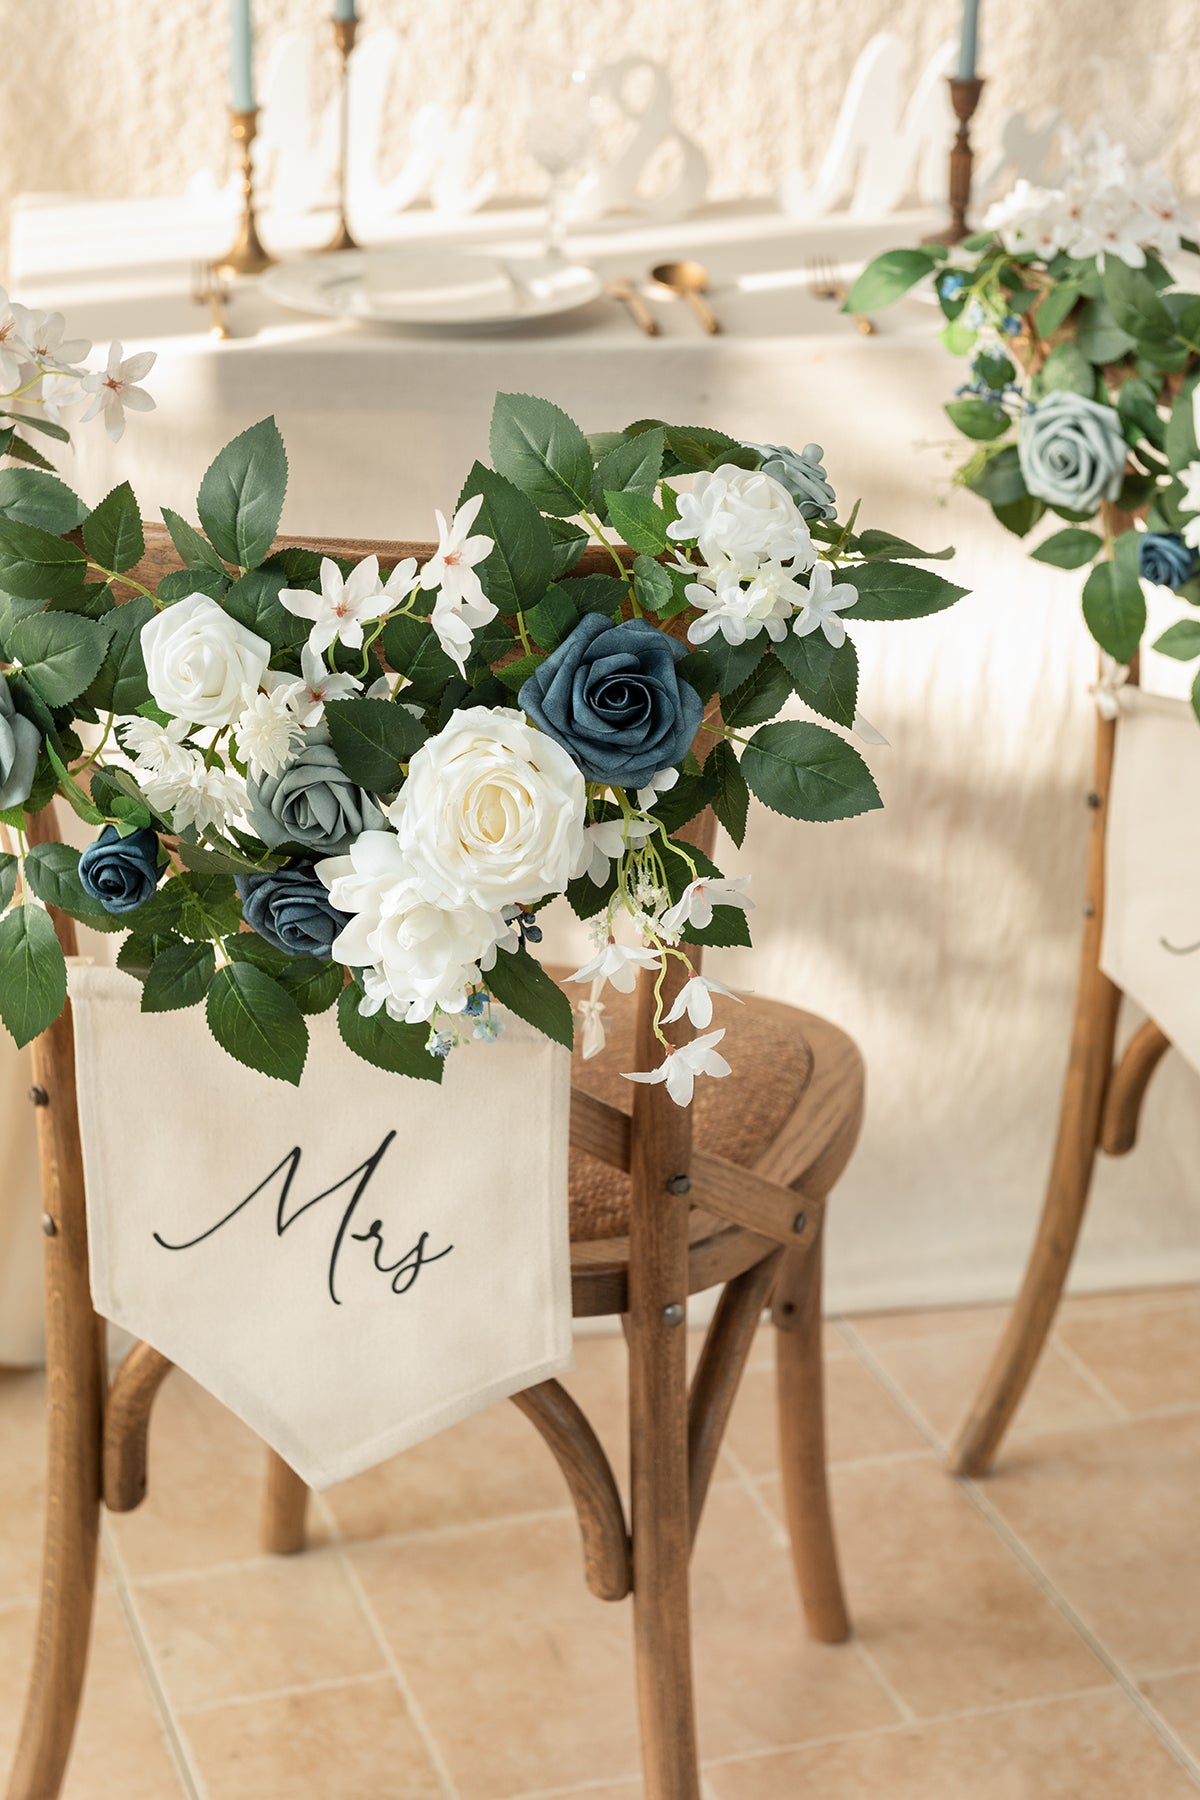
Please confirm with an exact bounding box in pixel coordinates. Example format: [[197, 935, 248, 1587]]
[[5, 195, 1200, 1364]]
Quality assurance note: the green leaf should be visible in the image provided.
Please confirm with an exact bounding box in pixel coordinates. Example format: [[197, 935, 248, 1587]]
[[133, 871, 240, 941], [380, 614, 457, 698], [489, 393, 593, 517], [278, 958, 343, 1015], [323, 696, 427, 790], [1166, 386, 1200, 474], [964, 443, 1028, 508], [628, 420, 753, 474], [1031, 527, 1103, 569], [1074, 298, 1136, 365], [0, 520, 86, 598], [485, 945, 573, 1049], [456, 462, 554, 614], [223, 567, 306, 651], [3, 412, 69, 443], [853, 530, 954, 562], [775, 631, 859, 727], [141, 940, 216, 1012], [1153, 619, 1200, 661], [1036, 342, 1094, 397], [82, 482, 144, 572], [944, 398, 1010, 441], [9, 611, 111, 707], [545, 517, 588, 579], [742, 720, 881, 823], [196, 417, 288, 570], [496, 651, 543, 693], [160, 506, 229, 577], [993, 494, 1046, 538], [1082, 560, 1146, 662], [651, 774, 718, 835], [525, 586, 578, 651], [336, 983, 442, 1081], [117, 930, 183, 980], [23, 842, 113, 924], [1118, 376, 1167, 450], [555, 571, 626, 621], [604, 490, 667, 555], [1, 434, 54, 472], [702, 634, 766, 696], [1102, 259, 1176, 345], [704, 740, 749, 847], [723, 655, 792, 729], [595, 427, 664, 500], [1192, 668, 1200, 727], [0, 904, 66, 1046], [842, 248, 940, 313], [82, 595, 155, 714], [158, 566, 227, 604], [0, 470, 86, 534], [206, 960, 307, 1084], [0, 852, 16, 911], [1034, 283, 1084, 337], [844, 561, 967, 621], [631, 554, 674, 614]]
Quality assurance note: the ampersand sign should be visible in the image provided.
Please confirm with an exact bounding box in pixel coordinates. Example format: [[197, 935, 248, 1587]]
[[569, 57, 709, 223]]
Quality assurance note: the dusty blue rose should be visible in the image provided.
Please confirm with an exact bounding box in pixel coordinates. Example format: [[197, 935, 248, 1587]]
[[743, 441, 837, 519], [1138, 531, 1198, 590], [1017, 392, 1126, 512], [518, 613, 703, 789], [78, 825, 164, 915], [236, 861, 350, 960], [246, 735, 385, 855], [0, 677, 40, 813]]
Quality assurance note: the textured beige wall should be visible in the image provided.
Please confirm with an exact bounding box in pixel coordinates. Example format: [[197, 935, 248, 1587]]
[[0, 0, 1196, 260]]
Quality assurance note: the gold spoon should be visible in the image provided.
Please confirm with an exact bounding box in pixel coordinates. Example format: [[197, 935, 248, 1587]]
[[649, 259, 721, 334]]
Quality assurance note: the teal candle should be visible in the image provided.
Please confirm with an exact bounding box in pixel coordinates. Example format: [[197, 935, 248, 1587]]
[[958, 0, 980, 79], [230, 0, 255, 112], [333, 0, 357, 18]]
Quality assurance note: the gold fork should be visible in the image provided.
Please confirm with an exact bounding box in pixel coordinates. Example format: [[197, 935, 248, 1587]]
[[192, 260, 231, 340], [807, 255, 875, 335]]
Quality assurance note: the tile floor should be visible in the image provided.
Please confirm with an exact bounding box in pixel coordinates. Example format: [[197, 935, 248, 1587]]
[[2, 1286, 1200, 1797]]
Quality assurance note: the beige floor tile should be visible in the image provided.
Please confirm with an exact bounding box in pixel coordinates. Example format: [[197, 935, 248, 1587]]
[[705, 1690, 1199, 1799], [1142, 1668, 1200, 1764], [854, 1328, 1121, 1450], [743, 1320, 855, 1372], [180, 1675, 443, 1798], [723, 1357, 927, 1477], [133, 1552, 385, 1712], [1055, 1292, 1200, 1413], [757, 1455, 1108, 1717], [0, 1372, 46, 1603], [845, 1304, 1013, 1348], [325, 1335, 631, 1544], [108, 1371, 330, 1579], [0, 1590, 185, 1800], [986, 1413, 1200, 1676]]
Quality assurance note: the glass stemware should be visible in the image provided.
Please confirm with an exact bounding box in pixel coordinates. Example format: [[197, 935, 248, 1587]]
[[521, 62, 596, 259]]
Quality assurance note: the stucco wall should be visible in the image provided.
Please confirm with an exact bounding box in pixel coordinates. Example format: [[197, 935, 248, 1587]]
[[0, 0, 1195, 261]]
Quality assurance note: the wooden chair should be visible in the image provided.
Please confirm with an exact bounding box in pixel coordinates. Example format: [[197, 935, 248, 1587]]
[[6, 527, 866, 1800], [951, 661, 1170, 1478]]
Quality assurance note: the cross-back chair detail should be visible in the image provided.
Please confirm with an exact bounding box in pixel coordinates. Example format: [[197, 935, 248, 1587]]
[[7, 524, 865, 1800]]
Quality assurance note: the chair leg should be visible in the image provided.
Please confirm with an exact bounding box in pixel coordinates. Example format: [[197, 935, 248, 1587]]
[[260, 1448, 309, 1555], [773, 1218, 850, 1645], [7, 1013, 103, 1800]]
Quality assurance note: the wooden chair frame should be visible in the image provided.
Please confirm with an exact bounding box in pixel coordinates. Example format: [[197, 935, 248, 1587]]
[[951, 664, 1171, 1477], [6, 527, 864, 1800]]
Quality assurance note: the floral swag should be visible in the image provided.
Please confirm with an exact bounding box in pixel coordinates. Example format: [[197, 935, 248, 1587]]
[[0, 380, 963, 1101]]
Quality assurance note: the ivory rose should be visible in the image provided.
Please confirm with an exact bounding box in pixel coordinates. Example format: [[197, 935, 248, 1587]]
[[141, 593, 270, 729], [387, 708, 586, 911], [667, 463, 815, 575]]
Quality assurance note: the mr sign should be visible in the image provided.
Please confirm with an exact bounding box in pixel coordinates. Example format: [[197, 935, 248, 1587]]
[[72, 967, 573, 1489]]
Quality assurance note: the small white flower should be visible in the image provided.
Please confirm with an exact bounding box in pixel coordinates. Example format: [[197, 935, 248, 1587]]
[[9, 305, 90, 371], [143, 750, 247, 836], [574, 814, 654, 885], [271, 641, 364, 727], [852, 711, 889, 746], [792, 562, 857, 648], [419, 496, 497, 673], [233, 686, 305, 779], [661, 973, 742, 1030], [0, 289, 30, 390], [1089, 658, 1129, 721], [577, 986, 607, 1060], [685, 568, 772, 647], [281, 554, 415, 656], [667, 465, 813, 576], [566, 940, 661, 995], [660, 875, 753, 936], [623, 1028, 732, 1107], [635, 766, 680, 811], [117, 713, 192, 778], [79, 341, 156, 442]]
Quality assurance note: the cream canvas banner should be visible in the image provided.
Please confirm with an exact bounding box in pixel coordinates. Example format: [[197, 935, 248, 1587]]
[[1101, 688, 1200, 1072], [70, 966, 573, 1490]]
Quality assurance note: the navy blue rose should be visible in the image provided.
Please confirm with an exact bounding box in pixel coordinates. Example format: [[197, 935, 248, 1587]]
[[518, 613, 703, 789], [78, 826, 164, 915], [236, 862, 351, 960], [1138, 531, 1198, 590]]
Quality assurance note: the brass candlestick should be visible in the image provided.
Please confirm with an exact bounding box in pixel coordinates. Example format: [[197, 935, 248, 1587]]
[[926, 76, 985, 247], [215, 108, 276, 278], [321, 16, 360, 253]]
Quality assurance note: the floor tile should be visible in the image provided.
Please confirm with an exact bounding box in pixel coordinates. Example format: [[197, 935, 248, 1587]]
[[180, 1675, 443, 1799], [723, 1356, 927, 1477], [847, 1304, 1013, 1348], [133, 1552, 385, 1712], [758, 1455, 1108, 1718], [0, 1371, 46, 1602], [1055, 1291, 1200, 1413], [744, 1320, 854, 1372], [325, 1334, 631, 1544], [705, 1689, 1199, 1799], [0, 1589, 186, 1799], [985, 1413, 1200, 1675], [1141, 1668, 1200, 1765]]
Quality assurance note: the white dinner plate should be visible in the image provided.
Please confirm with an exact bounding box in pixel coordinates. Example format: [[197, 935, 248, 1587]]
[[260, 248, 604, 328]]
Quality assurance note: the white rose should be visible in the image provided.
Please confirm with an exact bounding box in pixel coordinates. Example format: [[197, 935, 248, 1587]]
[[667, 463, 814, 576], [141, 593, 271, 729], [318, 830, 511, 1023], [387, 707, 586, 911]]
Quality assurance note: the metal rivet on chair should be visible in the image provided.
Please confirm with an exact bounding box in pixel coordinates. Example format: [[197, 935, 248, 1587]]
[[41, 1214, 57, 1237], [1086, 791, 1102, 810], [792, 1210, 807, 1236], [1083, 901, 1096, 918], [28, 1085, 48, 1107], [665, 1173, 691, 1196], [661, 1303, 685, 1327]]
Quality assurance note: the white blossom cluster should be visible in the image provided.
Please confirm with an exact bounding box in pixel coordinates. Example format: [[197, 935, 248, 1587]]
[[0, 287, 155, 442]]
